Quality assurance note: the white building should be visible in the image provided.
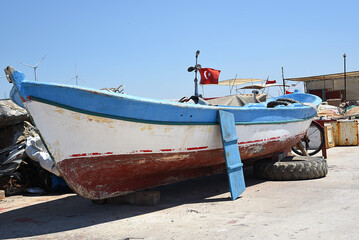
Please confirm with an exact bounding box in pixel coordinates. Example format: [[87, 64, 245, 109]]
[[286, 71, 359, 105]]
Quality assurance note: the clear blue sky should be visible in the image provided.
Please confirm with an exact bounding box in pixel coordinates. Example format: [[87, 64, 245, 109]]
[[1, 0, 358, 100]]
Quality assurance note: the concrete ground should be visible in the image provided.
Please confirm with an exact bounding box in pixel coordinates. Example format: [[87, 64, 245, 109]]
[[0, 146, 359, 240]]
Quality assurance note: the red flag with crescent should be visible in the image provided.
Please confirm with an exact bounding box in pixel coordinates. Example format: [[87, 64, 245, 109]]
[[199, 68, 221, 84]]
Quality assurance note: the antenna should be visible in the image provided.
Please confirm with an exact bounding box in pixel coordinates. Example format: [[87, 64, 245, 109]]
[[68, 65, 86, 86], [19, 55, 46, 81], [187, 50, 201, 97], [229, 74, 237, 95]]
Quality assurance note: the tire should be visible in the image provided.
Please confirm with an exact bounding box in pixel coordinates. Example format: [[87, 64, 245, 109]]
[[267, 100, 289, 108], [276, 98, 299, 104], [292, 121, 325, 156], [253, 156, 328, 180]]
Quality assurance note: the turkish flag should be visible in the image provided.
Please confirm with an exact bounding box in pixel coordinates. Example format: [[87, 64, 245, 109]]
[[199, 68, 221, 84], [266, 80, 276, 84]]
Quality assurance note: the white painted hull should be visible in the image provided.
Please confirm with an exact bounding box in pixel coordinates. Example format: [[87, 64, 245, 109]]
[[26, 101, 311, 164]]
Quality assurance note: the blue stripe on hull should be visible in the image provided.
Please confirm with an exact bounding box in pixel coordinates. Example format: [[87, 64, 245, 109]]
[[29, 96, 313, 125], [11, 70, 318, 125]]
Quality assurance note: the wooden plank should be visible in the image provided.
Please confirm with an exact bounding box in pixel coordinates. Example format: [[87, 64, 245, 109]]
[[218, 110, 246, 200], [0, 190, 5, 200]]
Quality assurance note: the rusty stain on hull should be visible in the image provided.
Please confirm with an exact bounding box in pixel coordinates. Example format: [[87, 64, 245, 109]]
[[57, 133, 303, 200], [55, 107, 64, 114]]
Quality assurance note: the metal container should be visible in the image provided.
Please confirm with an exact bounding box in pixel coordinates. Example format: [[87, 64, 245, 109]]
[[332, 120, 359, 146], [324, 123, 335, 148]]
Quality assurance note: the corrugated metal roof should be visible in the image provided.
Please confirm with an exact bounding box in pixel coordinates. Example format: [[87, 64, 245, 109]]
[[285, 71, 359, 82]]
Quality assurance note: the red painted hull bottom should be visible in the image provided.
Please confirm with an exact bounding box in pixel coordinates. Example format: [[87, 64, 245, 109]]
[[57, 134, 303, 199]]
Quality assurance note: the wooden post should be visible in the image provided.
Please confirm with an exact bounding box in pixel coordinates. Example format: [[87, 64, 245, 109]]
[[0, 190, 5, 200], [296, 142, 309, 156]]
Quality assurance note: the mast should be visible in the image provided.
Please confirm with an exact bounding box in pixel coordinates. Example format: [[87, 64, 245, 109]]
[[282, 67, 286, 94], [194, 50, 200, 97]]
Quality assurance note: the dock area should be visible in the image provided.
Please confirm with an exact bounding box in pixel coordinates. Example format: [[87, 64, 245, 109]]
[[1, 145, 358, 240]]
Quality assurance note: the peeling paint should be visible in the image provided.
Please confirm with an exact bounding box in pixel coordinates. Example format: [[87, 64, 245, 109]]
[[164, 128, 171, 133], [245, 145, 264, 154], [86, 115, 114, 124], [55, 107, 64, 114], [160, 153, 190, 162], [140, 125, 155, 134]]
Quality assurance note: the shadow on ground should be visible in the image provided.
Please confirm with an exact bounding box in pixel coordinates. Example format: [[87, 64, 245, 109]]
[[0, 166, 264, 239]]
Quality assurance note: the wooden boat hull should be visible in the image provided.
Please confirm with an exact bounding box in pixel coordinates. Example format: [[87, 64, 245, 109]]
[[5, 67, 319, 199], [27, 100, 309, 199]]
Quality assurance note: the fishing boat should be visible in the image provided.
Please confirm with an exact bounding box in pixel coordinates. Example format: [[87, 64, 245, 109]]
[[4, 66, 321, 200]]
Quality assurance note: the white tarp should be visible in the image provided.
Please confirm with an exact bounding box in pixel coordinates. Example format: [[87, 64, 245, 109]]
[[206, 94, 267, 106], [25, 136, 60, 176]]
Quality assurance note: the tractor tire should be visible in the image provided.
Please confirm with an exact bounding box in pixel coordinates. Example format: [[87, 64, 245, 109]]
[[276, 98, 299, 104], [253, 156, 328, 180], [267, 100, 290, 108]]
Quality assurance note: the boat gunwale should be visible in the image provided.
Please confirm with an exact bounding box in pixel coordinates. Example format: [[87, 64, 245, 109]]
[[9, 70, 318, 125], [29, 95, 315, 125], [21, 79, 316, 111]]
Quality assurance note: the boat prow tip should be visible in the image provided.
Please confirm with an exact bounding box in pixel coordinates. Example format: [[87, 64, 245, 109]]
[[4, 66, 16, 83]]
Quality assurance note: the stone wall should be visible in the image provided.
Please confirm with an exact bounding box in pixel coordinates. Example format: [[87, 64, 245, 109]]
[[0, 100, 37, 150]]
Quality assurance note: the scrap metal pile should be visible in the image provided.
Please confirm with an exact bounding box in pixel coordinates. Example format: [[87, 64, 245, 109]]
[[0, 99, 70, 197], [317, 101, 359, 120]]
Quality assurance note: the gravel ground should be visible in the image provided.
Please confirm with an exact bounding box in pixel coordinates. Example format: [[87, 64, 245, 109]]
[[1, 146, 359, 240]]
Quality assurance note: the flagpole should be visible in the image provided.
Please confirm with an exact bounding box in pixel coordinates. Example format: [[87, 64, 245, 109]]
[[194, 50, 200, 97], [281, 67, 286, 94]]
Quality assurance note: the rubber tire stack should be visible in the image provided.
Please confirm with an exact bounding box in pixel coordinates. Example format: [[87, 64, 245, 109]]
[[253, 156, 328, 180]]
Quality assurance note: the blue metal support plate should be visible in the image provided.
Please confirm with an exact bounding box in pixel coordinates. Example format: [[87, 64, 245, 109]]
[[218, 110, 246, 200]]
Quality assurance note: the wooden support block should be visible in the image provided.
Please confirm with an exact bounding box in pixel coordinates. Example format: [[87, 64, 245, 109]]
[[0, 190, 5, 200], [91, 199, 107, 204], [272, 152, 287, 162], [296, 142, 309, 156], [107, 191, 161, 206]]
